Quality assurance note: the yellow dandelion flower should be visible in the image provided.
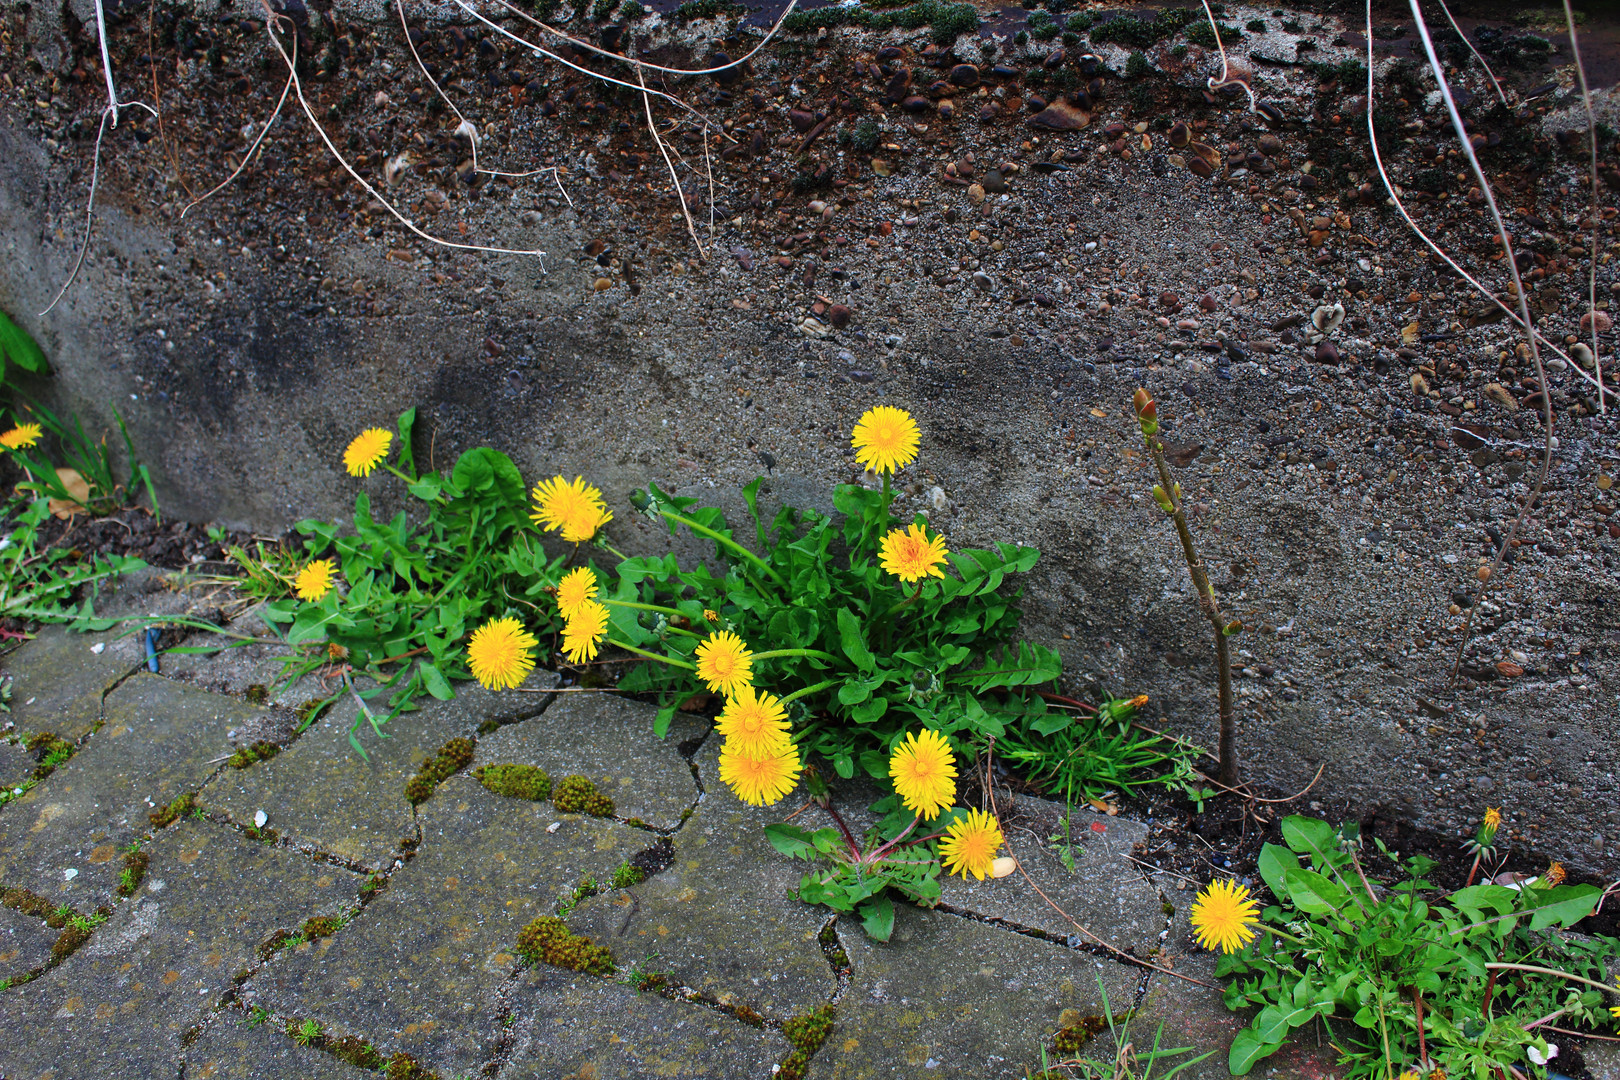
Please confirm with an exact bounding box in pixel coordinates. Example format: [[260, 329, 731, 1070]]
[[940, 808, 1005, 880], [694, 630, 753, 697], [851, 405, 921, 475], [561, 600, 610, 665], [530, 475, 613, 543], [717, 741, 801, 807], [716, 687, 792, 757], [1397, 1071, 1421, 1080], [1543, 861, 1566, 887], [1189, 878, 1261, 954], [703, 609, 720, 623], [466, 616, 539, 691], [0, 422, 42, 451], [343, 428, 393, 477], [878, 523, 949, 583], [294, 559, 336, 602], [888, 728, 957, 821], [1483, 806, 1502, 832], [1611, 1003, 1620, 1022], [555, 567, 599, 621]]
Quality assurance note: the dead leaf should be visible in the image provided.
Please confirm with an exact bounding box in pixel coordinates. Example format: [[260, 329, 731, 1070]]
[[48, 468, 91, 519], [1087, 797, 1120, 816], [1089, 408, 1108, 418], [1400, 322, 1420, 344]]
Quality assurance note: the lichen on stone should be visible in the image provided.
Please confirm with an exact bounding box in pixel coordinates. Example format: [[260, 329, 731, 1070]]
[[552, 774, 614, 816], [514, 915, 615, 976], [403, 737, 476, 805], [474, 762, 552, 801]]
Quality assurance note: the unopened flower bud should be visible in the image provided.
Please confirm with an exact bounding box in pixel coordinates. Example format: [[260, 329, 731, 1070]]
[[1222, 619, 1243, 636], [1152, 484, 1174, 513], [1133, 388, 1159, 436]]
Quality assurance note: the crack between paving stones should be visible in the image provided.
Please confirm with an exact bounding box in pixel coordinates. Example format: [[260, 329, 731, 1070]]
[[931, 901, 1159, 976]]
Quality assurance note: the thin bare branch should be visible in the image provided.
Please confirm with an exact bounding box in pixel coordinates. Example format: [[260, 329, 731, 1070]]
[[639, 66, 705, 258], [93, 0, 120, 126], [1198, 0, 1255, 112], [1433, 0, 1506, 107], [181, 62, 295, 218], [39, 110, 111, 317], [1564, 0, 1607, 412]]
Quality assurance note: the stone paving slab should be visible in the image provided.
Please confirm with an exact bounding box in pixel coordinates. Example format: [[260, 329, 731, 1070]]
[[824, 904, 1143, 1080], [567, 735, 839, 1019], [502, 965, 794, 1079], [160, 605, 339, 710], [0, 818, 359, 1080], [0, 673, 268, 909], [183, 1012, 374, 1080], [249, 773, 654, 1078], [203, 670, 556, 871], [473, 690, 706, 831], [0, 903, 57, 981], [0, 626, 138, 741], [0, 737, 37, 789]]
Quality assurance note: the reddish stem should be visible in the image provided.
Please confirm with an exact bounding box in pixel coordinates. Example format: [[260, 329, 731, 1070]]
[[1413, 988, 1427, 1067]]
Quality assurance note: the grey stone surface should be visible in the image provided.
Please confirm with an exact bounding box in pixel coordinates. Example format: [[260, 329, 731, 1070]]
[[184, 1013, 376, 1080], [0, 626, 137, 740], [249, 773, 652, 1077], [202, 669, 556, 870], [1587, 1041, 1620, 1080], [0, 673, 266, 908], [474, 691, 705, 830], [567, 738, 838, 1018], [938, 798, 1162, 954], [0, 736, 37, 788], [502, 966, 793, 1079], [0, 819, 358, 1080], [0, 903, 57, 981], [824, 905, 1142, 1080], [161, 605, 338, 709]]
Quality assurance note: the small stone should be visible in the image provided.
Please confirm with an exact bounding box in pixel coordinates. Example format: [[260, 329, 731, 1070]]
[[1257, 133, 1283, 156], [1168, 120, 1190, 148], [1580, 310, 1613, 334], [788, 108, 815, 133], [1159, 291, 1181, 312], [972, 270, 994, 291], [592, 277, 612, 292], [1028, 98, 1090, 131], [254, 810, 268, 829], [827, 304, 852, 328], [1482, 383, 1519, 411], [1315, 341, 1340, 364], [1187, 156, 1214, 178], [948, 63, 980, 87], [982, 168, 1008, 194], [1198, 293, 1217, 312], [901, 95, 932, 114]]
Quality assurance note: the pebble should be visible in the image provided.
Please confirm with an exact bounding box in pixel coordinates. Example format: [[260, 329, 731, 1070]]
[[1159, 291, 1181, 312], [949, 63, 980, 88], [1029, 98, 1089, 131]]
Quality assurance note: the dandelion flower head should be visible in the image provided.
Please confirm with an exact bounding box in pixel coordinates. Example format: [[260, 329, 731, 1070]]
[[718, 741, 801, 807], [1189, 878, 1261, 954], [851, 406, 920, 475], [555, 567, 600, 621], [562, 600, 610, 665], [343, 428, 393, 477], [695, 630, 753, 697], [294, 559, 336, 602], [467, 616, 538, 691], [531, 475, 613, 543], [939, 808, 1005, 880], [888, 728, 957, 821], [879, 523, 949, 583], [716, 687, 791, 757], [1483, 806, 1503, 832], [0, 422, 42, 451]]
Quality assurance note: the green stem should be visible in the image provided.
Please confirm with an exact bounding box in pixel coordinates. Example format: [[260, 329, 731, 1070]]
[[1483, 963, 1620, 997], [780, 678, 841, 706], [753, 648, 841, 664], [595, 540, 632, 563], [882, 580, 926, 617], [597, 599, 701, 639], [605, 639, 696, 669], [1259, 923, 1308, 947], [658, 510, 786, 588]]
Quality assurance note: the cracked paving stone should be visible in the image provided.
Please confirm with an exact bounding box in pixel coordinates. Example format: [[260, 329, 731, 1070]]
[[161, 605, 343, 709], [939, 798, 1161, 954], [825, 904, 1142, 1080], [473, 690, 706, 830], [0, 736, 37, 789], [0, 625, 142, 741], [0, 819, 359, 1080], [0, 674, 271, 909], [0, 903, 57, 979], [204, 670, 556, 871], [183, 1011, 374, 1079], [1128, 873, 1340, 1080], [249, 773, 650, 1077], [502, 966, 794, 1079], [566, 736, 837, 1019]]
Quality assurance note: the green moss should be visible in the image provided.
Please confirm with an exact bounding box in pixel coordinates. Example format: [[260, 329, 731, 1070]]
[[227, 740, 280, 769], [553, 775, 614, 816], [149, 791, 196, 828], [778, 1004, 836, 1079], [25, 732, 74, 779], [1126, 51, 1152, 79], [731, 1004, 765, 1027], [2, 886, 64, 926], [817, 922, 850, 968], [301, 915, 343, 940], [328, 1034, 383, 1069], [1052, 1014, 1107, 1054], [404, 737, 476, 805], [244, 684, 269, 704], [385, 1052, 439, 1080], [475, 763, 552, 801], [51, 911, 106, 963], [609, 863, 644, 890], [515, 915, 615, 975], [359, 873, 388, 902], [117, 847, 149, 897], [1091, 6, 1196, 48], [289, 1017, 323, 1046]]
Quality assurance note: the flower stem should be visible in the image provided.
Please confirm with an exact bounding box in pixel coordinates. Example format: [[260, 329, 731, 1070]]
[[595, 540, 632, 563], [780, 679, 841, 706], [1483, 962, 1620, 998], [882, 580, 926, 617], [605, 639, 696, 669], [753, 648, 841, 665], [1259, 923, 1308, 947], [657, 509, 786, 588]]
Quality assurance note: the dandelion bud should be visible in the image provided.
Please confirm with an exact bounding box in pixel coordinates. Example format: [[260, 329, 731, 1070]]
[[1223, 619, 1243, 636], [1133, 388, 1159, 436], [1152, 484, 1174, 513]]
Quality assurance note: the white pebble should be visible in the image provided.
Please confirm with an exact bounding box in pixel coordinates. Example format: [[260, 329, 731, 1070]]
[[254, 810, 268, 829]]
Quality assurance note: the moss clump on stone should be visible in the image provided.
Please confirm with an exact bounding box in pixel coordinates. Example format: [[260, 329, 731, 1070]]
[[149, 791, 196, 828], [2, 887, 64, 926], [244, 683, 269, 704], [328, 1034, 383, 1069], [609, 863, 644, 890], [301, 915, 343, 941], [778, 1004, 836, 1080], [404, 737, 476, 805], [226, 740, 280, 769], [385, 1052, 439, 1080], [515, 915, 615, 976], [25, 732, 74, 779], [50, 911, 105, 963], [359, 873, 388, 902], [117, 848, 149, 897], [731, 1004, 765, 1027], [818, 922, 850, 969], [1052, 1013, 1107, 1055], [475, 763, 552, 802], [553, 774, 614, 816]]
